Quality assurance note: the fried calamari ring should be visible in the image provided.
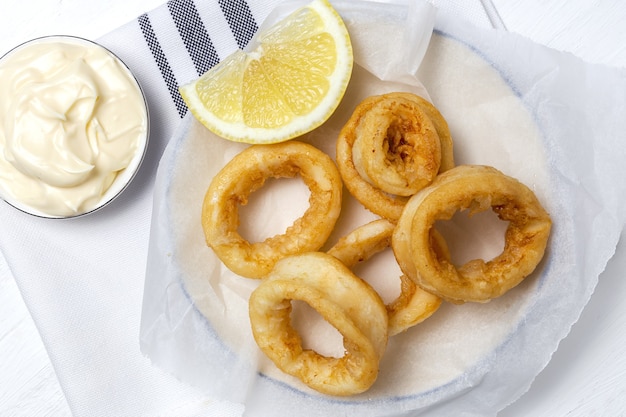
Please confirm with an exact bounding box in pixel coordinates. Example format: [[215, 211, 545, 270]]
[[337, 92, 454, 220], [392, 165, 552, 304], [352, 96, 441, 196], [327, 219, 443, 336], [249, 252, 388, 396], [389, 92, 455, 173], [202, 141, 342, 279]]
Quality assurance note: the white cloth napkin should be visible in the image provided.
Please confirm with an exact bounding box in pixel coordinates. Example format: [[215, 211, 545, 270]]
[[0, 1, 501, 416]]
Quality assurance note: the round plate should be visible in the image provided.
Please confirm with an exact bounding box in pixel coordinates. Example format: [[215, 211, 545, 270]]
[[143, 21, 583, 417]]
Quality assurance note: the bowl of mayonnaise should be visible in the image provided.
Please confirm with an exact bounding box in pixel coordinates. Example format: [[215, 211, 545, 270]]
[[0, 35, 149, 218]]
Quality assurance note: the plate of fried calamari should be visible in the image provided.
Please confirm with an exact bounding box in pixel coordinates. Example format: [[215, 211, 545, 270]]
[[140, 1, 625, 416]]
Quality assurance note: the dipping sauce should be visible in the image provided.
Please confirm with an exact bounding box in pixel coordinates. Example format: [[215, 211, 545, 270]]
[[0, 36, 148, 218]]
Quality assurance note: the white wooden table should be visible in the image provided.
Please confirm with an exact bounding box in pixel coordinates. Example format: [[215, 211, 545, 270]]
[[1, 0, 625, 416]]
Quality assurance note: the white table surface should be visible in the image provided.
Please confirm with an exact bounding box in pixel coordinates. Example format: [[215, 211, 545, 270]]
[[1, 0, 625, 416]]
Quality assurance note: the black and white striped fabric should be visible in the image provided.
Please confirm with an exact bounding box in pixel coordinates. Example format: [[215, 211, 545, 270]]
[[137, 0, 257, 118], [94, 0, 282, 224], [100, 0, 276, 147]]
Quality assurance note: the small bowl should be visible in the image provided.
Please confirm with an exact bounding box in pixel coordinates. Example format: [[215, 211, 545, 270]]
[[0, 35, 149, 219]]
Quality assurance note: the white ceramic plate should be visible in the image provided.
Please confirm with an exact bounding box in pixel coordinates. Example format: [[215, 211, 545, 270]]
[[142, 12, 599, 417]]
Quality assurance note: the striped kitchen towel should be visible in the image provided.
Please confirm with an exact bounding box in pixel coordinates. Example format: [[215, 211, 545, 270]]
[[100, 0, 276, 154]]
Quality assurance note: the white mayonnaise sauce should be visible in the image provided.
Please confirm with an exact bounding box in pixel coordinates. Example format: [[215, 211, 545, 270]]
[[0, 36, 148, 217]]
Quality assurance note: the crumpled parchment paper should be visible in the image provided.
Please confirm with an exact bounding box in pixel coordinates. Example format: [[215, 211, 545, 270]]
[[140, 1, 626, 416]]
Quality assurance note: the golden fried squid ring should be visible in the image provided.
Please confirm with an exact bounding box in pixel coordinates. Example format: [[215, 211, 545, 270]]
[[336, 92, 454, 220], [249, 252, 388, 396], [327, 219, 443, 336], [392, 165, 552, 304], [202, 141, 342, 279]]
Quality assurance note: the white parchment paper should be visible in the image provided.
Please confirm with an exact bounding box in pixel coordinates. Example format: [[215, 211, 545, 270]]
[[140, 1, 626, 416]]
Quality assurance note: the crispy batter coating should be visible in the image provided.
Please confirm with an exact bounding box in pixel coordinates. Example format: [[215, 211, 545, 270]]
[[249, 252, 388, 396], [327, 219, 442, 336], [336, 92, 454, 220], [202, 141, 342, 278], [392, 165, 552, 304]]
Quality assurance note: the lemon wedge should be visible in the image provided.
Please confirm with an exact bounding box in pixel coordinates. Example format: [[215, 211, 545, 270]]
[[180, 0, 353, 144]]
